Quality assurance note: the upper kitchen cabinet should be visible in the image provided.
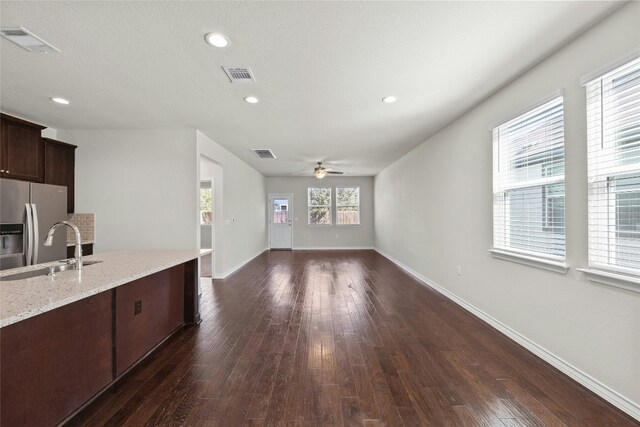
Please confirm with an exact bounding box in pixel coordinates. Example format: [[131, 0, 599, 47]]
[[44, 138, 77, 213], [0, 114, 46, 182]]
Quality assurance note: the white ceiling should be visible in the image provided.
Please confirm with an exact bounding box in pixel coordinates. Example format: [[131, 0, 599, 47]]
[[0, 1, 621, 177]]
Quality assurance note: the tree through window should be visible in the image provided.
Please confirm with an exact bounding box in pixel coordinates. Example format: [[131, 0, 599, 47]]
[[308, 187, 332, 225]]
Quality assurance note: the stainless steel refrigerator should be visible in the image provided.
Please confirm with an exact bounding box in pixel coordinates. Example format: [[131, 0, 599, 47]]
[[0, 178, 67, 270]]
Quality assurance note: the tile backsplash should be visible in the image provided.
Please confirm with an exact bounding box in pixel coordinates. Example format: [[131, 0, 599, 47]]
[[66, 213, 95, 245]]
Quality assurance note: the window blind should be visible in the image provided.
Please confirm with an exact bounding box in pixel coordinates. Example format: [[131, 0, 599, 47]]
[[493, 96, 566, 259], [586, 57, 640, 274]]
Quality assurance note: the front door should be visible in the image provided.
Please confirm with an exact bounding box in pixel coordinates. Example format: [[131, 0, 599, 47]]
[[269, 195, 292, 249]]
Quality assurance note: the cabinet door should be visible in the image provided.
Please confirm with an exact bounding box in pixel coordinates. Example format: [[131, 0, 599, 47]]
[[115, 265, 185, 376], [1, 114, 45, 182], [0, 291, 113, 427], [44, 138, 77, 212]]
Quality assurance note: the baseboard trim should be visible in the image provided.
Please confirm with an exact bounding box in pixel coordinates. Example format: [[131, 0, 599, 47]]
[[213, 248, 267, 279], [292, 246, 375, 251], [374, 248, 640, 422]]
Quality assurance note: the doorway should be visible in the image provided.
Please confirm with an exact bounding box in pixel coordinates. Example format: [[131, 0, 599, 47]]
[[200, 180, 213, 277], [269, 194, 293, 249], [199, 154, 222, 278]]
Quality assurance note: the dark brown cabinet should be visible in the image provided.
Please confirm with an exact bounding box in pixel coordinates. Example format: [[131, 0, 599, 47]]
[[115, 265, 185, 376], [0, 114, 46, 182], [0, 260, 198, 426], [0, 114, 77, 212], [0, 291, 113, 427], [44, 138, 77, 212]]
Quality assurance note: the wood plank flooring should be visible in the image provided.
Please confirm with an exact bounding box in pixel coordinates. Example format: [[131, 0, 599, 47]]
[[68, 250, 639, 426]]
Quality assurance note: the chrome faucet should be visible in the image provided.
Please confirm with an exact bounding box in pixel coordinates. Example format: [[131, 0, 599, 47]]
[[44, 221, 83, 270]]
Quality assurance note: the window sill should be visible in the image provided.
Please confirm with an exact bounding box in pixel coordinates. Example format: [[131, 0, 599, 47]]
[[577, 268, 640, 293], [336, 224, 361, 227], [489, 249, 568, 274]]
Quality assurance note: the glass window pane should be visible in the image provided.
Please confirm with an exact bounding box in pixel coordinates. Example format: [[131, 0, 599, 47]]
[[587, 58, 640, 272], [308, 187, 332, 224], [273, 198, 289, 224], [611, 175, 640, 270], [493, 97, 565, 259], [336, 187, 360, 225], [309, 207, 331, 225], [337, 206, 360, 225], [505, 184, 564, 257], [200, 188, 212, 225], [309, 187, 331, 207]]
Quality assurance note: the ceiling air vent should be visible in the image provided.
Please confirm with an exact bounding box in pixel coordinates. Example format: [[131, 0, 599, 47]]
[[0, 26, 60, 53], [222, 66, 256, 83], [251, 149, 276, 159]]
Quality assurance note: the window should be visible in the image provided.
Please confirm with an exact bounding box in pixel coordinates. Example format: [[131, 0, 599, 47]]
[[308, 187, 332, 225], [336, 187, 360, 225], [200, 185, 212, 225], [586, 57, 640, 274], [492, 96, 566, 259]]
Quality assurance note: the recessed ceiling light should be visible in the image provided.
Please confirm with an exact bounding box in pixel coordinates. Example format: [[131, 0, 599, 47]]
[[50, 97, 70, 105], [382, 96, 398, 103], [205, 33, 229, 48], [244, 96, 259, 104]]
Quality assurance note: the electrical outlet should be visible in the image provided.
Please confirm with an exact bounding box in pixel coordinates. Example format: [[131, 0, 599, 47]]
[[134, 300, 142, 315]]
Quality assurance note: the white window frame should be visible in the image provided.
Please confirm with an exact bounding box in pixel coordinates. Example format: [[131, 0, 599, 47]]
[[490, 95, 567, 269], [335, 186, 360, 226], [307, 186, 332, 226], [584, 56, 640, 278]]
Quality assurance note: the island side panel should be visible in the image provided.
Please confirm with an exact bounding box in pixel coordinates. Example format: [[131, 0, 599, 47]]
[[115, 264, 185, 376], [183, 258, 200, 324], [0, 291, 112, 427]]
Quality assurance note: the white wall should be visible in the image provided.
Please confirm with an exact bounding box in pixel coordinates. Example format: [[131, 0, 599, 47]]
[[374, 3, 640, 418], [57, 129, 197, 252], [41, 127, 57, 139], [266, 176, 374, 249], [196, 131, 267, 277]]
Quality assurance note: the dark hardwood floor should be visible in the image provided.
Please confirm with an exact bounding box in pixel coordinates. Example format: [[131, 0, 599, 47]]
[[69, 250, 639, 426]]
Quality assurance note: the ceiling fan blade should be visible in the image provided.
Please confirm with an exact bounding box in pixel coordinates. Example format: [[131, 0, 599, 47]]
[[327, 171, 344, 174]]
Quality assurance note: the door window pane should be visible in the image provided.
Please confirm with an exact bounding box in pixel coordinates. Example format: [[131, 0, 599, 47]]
[[273, 199, 289, 224]]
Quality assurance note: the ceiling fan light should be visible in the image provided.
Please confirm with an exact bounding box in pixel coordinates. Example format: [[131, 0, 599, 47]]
[[314, 169, 327, 179]]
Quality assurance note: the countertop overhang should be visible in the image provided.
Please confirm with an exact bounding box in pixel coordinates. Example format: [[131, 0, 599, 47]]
[[0, 249, 211, 328]]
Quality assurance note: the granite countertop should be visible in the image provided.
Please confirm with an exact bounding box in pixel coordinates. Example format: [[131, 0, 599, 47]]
[[0, 249, 209, 328]]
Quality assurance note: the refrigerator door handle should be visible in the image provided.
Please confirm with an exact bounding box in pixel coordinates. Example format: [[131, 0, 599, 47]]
[[25, 203, 34, 266], [31, 203, 39, 265]]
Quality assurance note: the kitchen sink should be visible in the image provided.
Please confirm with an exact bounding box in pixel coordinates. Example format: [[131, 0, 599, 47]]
[[0, 260, 102, 281], [0, 268, 50, 281]]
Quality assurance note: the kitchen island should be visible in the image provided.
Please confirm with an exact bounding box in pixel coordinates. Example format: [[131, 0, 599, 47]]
[[0, 249, 207, 427]]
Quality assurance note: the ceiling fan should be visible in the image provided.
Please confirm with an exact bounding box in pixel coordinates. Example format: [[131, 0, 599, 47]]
[[314, 162, 343, 179]]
